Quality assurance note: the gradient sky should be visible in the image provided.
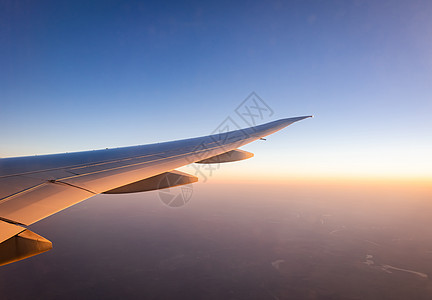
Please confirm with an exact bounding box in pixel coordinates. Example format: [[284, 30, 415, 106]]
[[1, 0, 431, 181]]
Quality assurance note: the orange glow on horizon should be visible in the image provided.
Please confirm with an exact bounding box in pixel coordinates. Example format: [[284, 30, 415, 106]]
[[202, 172, 432, 187]]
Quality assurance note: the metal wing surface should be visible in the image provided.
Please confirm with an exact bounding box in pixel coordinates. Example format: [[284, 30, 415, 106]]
[[0, 116, 311, 265]]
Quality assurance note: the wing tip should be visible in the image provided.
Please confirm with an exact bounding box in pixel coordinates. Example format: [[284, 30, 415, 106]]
[[298, 115, 313, 119], [280, 115, 313, 124]]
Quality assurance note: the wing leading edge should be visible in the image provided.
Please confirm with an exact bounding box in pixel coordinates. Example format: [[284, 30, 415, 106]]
[[0, 116, 311, 266]]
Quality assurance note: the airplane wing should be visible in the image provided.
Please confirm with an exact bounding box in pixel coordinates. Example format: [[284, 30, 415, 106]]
[[0, 116, 311, 266]]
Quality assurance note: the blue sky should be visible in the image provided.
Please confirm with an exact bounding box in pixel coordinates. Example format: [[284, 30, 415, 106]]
[[1, 0, 431, 179]]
